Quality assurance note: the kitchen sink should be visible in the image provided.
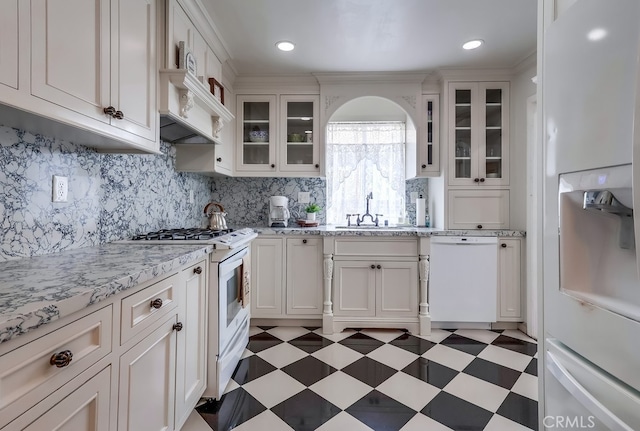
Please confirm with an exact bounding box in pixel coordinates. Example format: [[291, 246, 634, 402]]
[[334, 225, 414, 230]]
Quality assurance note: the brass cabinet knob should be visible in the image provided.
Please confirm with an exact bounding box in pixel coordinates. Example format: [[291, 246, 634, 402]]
[[50, 350, 73, 368], [315, 164, 319, 168], [480, 178, 485, 182], [193, 266, 202, 274], [103, 106, 116, 116], [270, 164, 275, 168], [302, 239, 307, 244], [501, 243, 507, 248], [370, 264, 375, 269], [477, 224, 483, 229], [376, 264, 381, 269], [422, 164, 427, 169], [173, 322, 183, 331], [150, 298, 163, 309], [113, 110, 124, 120], [474, 178, 480, 183], [216, 157, 222, 162]]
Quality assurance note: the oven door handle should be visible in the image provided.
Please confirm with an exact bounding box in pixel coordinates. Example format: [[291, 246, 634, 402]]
[[219, 248, 248, 274]]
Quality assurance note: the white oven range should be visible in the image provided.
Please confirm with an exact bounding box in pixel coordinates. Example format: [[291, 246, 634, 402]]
[[120, 227, 257, 400]]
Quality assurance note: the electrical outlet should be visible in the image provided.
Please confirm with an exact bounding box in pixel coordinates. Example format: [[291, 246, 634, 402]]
[[189, 190, 194, 204], [52, 175, 68, 202], [410, 192, 418, 204], [298, 192, 310, 204]]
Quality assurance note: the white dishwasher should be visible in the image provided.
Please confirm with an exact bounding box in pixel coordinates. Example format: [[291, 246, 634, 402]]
[[429, 236, 498, 322]]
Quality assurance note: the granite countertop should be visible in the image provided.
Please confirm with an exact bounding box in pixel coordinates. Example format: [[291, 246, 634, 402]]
[[253, 226, 525, 237], [0, 244, 212, 344]]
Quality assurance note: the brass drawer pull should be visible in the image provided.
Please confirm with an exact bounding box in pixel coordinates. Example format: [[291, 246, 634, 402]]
[[173, 322, 183, 332], [150, 298, 163, 309], [193, 266, 203, 274], [50, 350, 73, 368], [103, 106, 116, 117]]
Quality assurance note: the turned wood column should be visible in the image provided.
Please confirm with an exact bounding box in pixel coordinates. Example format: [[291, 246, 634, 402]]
[[322, 253, 334, 333], [419, 254, 431, 335]]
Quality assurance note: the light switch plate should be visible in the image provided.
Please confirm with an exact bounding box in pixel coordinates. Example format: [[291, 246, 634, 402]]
[[52, 175, 68, 202], [298, 192, 310, 204], [410, 192, 418, 204]]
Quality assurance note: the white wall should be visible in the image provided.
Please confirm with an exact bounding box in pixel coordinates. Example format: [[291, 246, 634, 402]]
[[510, 56, 538, 230]]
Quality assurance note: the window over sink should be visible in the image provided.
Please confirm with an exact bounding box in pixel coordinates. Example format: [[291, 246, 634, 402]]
[[326, 121, 406, 225]]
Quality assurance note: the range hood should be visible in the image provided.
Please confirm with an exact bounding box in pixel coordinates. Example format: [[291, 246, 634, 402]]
[[158, 69, 234, 145]]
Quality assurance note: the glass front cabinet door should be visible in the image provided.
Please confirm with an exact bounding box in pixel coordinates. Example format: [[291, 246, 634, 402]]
[[448, 82, 509, 186], [420, 94, 440, 175], [279, 95, 320, 173], [236, 95, 277, 172]]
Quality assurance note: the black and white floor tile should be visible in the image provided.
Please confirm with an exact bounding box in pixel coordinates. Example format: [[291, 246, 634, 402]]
[[192, 326, 538, 431]]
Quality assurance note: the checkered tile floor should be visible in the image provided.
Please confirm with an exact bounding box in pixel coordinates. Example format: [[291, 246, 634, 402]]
[[196, 326, 538, 431]]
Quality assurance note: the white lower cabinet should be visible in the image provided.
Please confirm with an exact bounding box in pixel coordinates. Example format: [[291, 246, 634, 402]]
[[118, 315, 177, 431], [0, 257, 209, 431], [6, 366, 111, 431], [251, 237, 285, 317], [174, 260, 208, 430], [497, 238, 522, 321], [333, 260, 418, 318], [326, 238, 421, 333], [286, 238, 323, 315], [378, 261, 419, 317], [251, 236, 323, 319], [333, 261, 376, 317]]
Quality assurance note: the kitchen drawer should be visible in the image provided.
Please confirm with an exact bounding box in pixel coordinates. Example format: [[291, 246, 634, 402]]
[[120, 273, 178, 345], [333, 238, 418, 258], [4, 366, 111, 431], [0, 305, 112, 422]]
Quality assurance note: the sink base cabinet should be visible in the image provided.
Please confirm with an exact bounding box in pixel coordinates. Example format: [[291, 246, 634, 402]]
[[324, 238, 423, 335]]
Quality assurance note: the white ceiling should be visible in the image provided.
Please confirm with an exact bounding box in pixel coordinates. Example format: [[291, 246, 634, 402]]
[[201, 0, 538, 76]]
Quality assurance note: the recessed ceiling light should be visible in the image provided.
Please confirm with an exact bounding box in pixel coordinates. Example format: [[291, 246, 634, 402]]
[[462, 39, 484, 50], [587, 28, 607, 41], [276, 41, 295, 52]]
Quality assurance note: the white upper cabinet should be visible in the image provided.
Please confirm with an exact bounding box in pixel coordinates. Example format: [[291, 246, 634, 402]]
[[0, 1, 19, 90], [418, 94, 440, 175], [110, 0, 157, 142], [0, 0, 160, 152], [236, 94, 321, 177], [279, 95, 320, 173], [448, 82, 509, 187], [31, 0, 111, 123], [236, 95, 278, 173]]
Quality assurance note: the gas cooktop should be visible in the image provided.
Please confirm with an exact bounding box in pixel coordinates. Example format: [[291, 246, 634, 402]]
[[122, 227, 257, 250], [131, 228, 233, 241]]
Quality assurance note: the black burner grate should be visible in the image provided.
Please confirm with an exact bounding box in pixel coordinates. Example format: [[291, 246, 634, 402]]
[[131, 228, 233, 241]]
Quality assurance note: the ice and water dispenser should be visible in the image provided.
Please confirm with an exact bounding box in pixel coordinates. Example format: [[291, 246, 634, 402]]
[[558, 164, 639, 322]]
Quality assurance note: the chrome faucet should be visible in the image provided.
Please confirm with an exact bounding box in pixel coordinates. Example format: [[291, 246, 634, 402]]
[[356, 192, 382, 226]]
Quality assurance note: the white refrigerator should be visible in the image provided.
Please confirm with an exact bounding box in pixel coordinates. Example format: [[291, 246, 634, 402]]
[[542, 0, 640, 429]]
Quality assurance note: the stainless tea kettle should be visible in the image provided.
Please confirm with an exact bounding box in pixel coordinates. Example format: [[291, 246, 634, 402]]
[[204, 202, 228, 230]]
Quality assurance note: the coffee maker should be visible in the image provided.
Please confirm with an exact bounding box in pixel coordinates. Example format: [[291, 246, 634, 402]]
[[268, 196, 290, 227]]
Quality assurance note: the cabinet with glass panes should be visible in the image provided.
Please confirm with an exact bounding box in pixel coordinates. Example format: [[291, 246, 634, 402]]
[[448, 82, 509, 187], [236, 95, 277, 172], [279, 95, 320, 173]]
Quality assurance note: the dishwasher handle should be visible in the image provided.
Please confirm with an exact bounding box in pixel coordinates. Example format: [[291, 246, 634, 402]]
[[430, 236, 498, 245]]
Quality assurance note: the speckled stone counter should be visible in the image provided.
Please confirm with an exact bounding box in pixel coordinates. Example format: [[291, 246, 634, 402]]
[[253, 226, 525, 237], [0, 244, 212, 344]]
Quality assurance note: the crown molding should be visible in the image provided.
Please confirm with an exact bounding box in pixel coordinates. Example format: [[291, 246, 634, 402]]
[[313, 72, 429, 85]]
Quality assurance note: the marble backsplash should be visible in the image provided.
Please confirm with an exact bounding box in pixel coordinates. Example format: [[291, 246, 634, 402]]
[[1, 124, 429, 260], [210, 177, 428, 227], [0, 126, 213, 261]]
